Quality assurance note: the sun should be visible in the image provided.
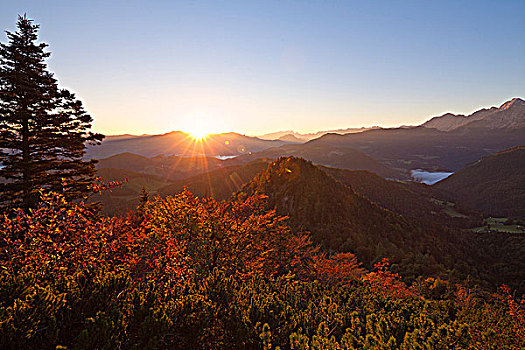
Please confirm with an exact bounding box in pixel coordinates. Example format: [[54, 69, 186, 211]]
[[179, 114, 225, 141], [189, 129, 209, 140], [186, 123, 212, 140]]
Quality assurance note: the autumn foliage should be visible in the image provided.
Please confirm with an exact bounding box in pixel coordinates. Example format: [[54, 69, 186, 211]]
[[0, 188, 523, 349], [363, 258, 415, 299]]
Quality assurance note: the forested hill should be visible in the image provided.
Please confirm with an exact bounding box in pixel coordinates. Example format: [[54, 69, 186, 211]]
[[237, 157, 525, 293], [435, 146, 525, 217], [238, 158, 468, 278]]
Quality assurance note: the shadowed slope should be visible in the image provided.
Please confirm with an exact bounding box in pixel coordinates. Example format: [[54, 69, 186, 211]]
[[158, 160, 271, 201], [322, 167, 480, 228], [96, 152, 228, 180], [435, 146, 525, 217]]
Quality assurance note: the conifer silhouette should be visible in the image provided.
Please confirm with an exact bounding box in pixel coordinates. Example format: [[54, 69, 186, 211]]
[[0, 15, 103, 209]]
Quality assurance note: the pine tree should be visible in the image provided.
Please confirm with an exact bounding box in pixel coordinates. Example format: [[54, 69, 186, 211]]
[[0, 15, 103, 210]]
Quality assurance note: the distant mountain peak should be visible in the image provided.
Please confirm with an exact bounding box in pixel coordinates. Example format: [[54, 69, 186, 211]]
[[422, 97, 525, 131], [278, 134, 305, 143], [440, 112, 460, 118], [499, 97, 525, 110]]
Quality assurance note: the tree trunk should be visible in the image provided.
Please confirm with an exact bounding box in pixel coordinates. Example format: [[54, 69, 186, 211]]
[[21, 107, 30, 209]]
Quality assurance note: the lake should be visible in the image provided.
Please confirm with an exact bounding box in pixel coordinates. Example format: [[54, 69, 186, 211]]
[[410, 170, 453, 185]]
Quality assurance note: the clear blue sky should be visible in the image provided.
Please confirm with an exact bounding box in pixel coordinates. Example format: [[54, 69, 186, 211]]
[[1, 0, 524, 135]]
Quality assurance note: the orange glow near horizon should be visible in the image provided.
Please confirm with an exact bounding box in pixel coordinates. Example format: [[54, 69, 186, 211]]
[[178, 114, 224, 142], [189, 131, 209, 141]]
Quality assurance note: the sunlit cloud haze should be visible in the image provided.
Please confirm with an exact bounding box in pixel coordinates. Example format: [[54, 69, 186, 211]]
[[2, 0, 524, 135]]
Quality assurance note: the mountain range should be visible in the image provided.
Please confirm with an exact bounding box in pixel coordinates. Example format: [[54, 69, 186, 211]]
[[88, 97, 525, 223], [422, 97, 525, 131], [258, 126, 381, 141], [231, 142, 405, 178], [85, 131, 287, 159], [87, 98, 525, 177]]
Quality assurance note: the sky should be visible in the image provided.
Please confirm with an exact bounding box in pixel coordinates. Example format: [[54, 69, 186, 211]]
[[1, 0, 524, 136]]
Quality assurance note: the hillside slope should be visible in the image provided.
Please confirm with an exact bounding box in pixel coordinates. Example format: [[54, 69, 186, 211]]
[[93, 167, 173, 215], [322, 167, 480, 227], [158, 160, 270, 201], [96, 152, 231, 180], [238, 157, 525, 292], [435, 146, 525, 217], [95, 160, 270, 215], [237, 157, 470, 277]]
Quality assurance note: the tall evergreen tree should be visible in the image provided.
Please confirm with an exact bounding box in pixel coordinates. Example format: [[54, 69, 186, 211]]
[[0, 15, 103, 209]]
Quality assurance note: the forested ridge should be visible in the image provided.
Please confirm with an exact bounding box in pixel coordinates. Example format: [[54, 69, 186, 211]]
[[237, 157, 525, 294]]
